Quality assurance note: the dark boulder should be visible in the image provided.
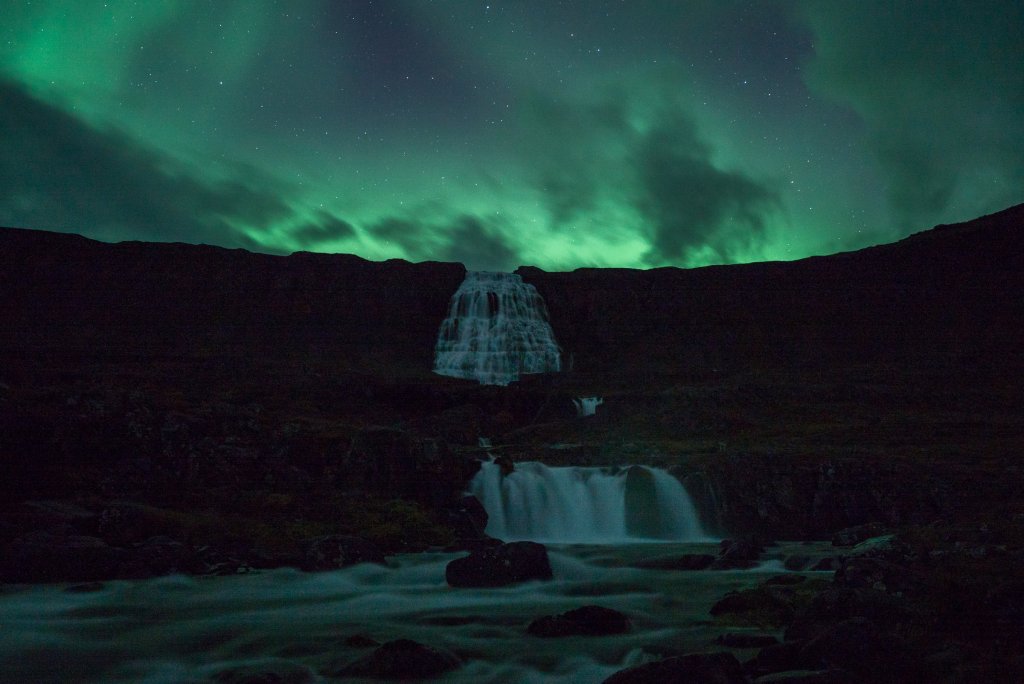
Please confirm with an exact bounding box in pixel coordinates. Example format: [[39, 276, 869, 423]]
[[442, 495, 489, 540], [712, 537, 763, 570], [784, 588, 906, 642], [446, 541, 552, 587], [746, 640, 805, 677], [494, 454, 515, 475], [797, 618, 911, 681], [834, 555, 915, 593], [765, 574, 806, 586], [329, 639, 460, 680], [302, 535, 386, 571], [752, 670, 857, 683], [213, 660, 316, 684], [809, 557, 841, 572], [527, 605, 630, 637], [784, 555, 811, 571], [711, 587, 795, 627], [717, 632, 779, 649], [345, 634, 380, 648], [603, 651, 747, 684]]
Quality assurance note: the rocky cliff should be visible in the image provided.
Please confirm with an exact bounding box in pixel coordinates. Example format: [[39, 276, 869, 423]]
[[1, 205, 1023, 559]]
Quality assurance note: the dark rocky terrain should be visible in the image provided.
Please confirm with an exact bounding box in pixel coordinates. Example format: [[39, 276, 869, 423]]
[[1, 204, 1023, 680]]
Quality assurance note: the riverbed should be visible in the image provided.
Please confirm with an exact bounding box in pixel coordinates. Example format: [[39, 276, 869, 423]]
[[0, 541, 832, 683]]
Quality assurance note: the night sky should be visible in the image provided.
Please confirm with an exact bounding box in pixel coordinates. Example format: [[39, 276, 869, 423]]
[[2, 1, 1021, 271]]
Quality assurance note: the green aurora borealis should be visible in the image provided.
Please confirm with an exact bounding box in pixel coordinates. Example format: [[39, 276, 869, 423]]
[[2, 1, 1022, 271]]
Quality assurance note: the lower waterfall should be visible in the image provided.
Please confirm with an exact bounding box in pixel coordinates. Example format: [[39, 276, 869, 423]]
[[469, 461, 711, 543]]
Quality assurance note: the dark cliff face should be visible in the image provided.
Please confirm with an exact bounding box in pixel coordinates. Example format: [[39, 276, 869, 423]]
[[518, 204, 1024, 382], [2, 203, 1020, 386], [1, 206, 1023, 548], [0, 229, 466, 375]]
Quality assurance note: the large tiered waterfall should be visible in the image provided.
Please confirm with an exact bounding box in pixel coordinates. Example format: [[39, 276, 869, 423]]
[[433, 271, 561, 386], [470, 461, 710, 543]]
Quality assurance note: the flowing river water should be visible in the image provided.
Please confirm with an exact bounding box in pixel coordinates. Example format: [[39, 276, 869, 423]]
[[0, 463, 833, 683]]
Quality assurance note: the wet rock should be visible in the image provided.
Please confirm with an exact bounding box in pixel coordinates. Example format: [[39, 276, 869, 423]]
[[797, 618, 911, 680], [302, 535, 385, 571], [527, 605, 630, 637], [494, 454, 515, 475], [746, 640, 805, 677], [1, 531, 126, 583], [712, 537, 763, 570], [834, 555, 915, 593], [753, 670, 857, 683], [213, 660, 316, 684], [446, 541, 552, 587], [785, 588, 906, 642], [330, 638, 460, 680], [345, 634, 380, 648], [765, 574, 806, 586], [442, 495, 489, 539], [784, 555, 811, 571], [444, 535, 504, 553], [831, 523, 887, 547], [190, 545, 256, 576], [809, 557, 841, 572], [710, 587, 795, 627], [603, 651, 746, 684], [633, 553, 715, 570], [718, 632, 779, 648]]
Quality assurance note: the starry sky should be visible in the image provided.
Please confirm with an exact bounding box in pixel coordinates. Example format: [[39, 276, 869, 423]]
[[1, 1, 1021, 271]]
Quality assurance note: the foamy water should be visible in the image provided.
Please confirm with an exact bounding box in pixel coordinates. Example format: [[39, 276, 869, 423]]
[[0, 541, 832, 683]]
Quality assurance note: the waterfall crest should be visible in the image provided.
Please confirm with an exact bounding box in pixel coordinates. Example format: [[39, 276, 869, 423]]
[[469, 461, 711, 543], [433, 272, 561, 386]]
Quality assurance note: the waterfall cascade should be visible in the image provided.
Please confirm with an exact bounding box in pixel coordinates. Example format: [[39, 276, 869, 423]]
[[470, 460, 710, 543], [433, 272, 561, 386], [573, 397, 604, 417]]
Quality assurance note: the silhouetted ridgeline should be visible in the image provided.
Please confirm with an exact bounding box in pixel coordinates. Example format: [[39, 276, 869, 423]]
[[0, 230, 465, 374], [518, 203, 1024, 377], [1, 203, 1021, 379]]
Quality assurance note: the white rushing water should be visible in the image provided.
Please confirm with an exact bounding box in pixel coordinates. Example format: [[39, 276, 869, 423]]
[[470, 461, 712, 544], [573, 397, 604, 417], [434, 271, 561, 386], [0, 542, 833, 684]]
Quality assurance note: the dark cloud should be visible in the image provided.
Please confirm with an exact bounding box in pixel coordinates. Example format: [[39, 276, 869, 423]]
[[518, 91, 633, 227], [436, 216, 519, 272], [797, 0, 1024, 229], [636, 119, 777, 265], [518, 82, 778, 266], [289, 212, 356, 248], [0, 78, 290, 247], [369, 214, 518, 271]]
